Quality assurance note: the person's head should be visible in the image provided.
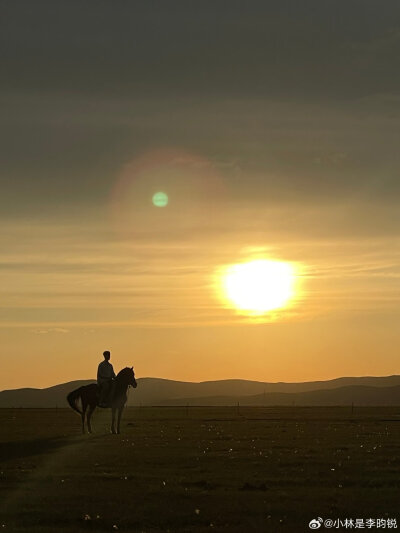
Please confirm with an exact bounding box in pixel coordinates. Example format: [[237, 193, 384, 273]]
[[103, 350, 111, 361]]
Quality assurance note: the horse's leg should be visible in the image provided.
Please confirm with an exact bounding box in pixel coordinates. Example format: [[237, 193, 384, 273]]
[[117, 405, 124, 434], [87, 404, 95, 434], [111, 408, 117, 434]]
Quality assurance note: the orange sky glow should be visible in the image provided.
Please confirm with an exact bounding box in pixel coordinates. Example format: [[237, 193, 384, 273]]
[[2, 4, 400, 390], [1, 149, 399, 389]]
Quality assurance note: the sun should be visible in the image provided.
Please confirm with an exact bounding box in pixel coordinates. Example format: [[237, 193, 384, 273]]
[[220, 259, 296, 315]]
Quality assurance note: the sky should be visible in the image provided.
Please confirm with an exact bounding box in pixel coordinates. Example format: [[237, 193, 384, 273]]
[[1, 1, 400, 389]]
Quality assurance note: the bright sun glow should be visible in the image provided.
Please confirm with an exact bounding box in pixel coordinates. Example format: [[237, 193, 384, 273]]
[[221, 259, 296, 315]]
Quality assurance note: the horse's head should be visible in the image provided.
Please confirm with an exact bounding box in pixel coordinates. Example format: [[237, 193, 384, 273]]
[[117, 366, 137, 388], [129, 366, 138, 388]]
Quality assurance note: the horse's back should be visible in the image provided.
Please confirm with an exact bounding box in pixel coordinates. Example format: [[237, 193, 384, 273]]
[[83, 383, 98, 393], [67, 383, 98, 406]]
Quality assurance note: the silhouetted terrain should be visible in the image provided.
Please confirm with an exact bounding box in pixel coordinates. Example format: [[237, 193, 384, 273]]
[[2, 375, 400, 407]]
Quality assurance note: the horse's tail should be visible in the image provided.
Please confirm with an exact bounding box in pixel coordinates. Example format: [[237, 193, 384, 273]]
[[67, 387, 83, 414]]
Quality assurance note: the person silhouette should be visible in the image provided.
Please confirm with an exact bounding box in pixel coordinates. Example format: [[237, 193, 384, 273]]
[[97, 350, 116, 407]]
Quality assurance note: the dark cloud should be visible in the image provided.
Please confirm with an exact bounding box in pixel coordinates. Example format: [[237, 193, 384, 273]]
[[1, 1, 400, 214], [2, 1, 400, 98]]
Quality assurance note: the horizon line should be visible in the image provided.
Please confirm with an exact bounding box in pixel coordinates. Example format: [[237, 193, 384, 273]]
[[2, 372, 400, 393]]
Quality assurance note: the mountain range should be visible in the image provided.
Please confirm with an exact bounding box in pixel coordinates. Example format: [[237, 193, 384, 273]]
[[1, 375, 400, 407]]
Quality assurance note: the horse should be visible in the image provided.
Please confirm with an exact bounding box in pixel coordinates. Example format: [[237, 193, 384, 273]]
[[67, 367, 137, 434]]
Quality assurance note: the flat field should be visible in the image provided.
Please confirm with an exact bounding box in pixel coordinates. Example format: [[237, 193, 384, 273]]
[[1, 407, 400, 532]]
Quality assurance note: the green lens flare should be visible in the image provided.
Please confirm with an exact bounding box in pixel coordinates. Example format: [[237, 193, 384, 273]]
[[152, 191, 168, 207]]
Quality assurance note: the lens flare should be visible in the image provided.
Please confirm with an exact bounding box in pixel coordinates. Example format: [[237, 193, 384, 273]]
[[152, 191, 168, 207], [110, 148, 228, 239]]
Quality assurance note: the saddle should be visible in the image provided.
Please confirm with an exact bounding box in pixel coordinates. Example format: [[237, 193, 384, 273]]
[[97, 380, 116, 408]]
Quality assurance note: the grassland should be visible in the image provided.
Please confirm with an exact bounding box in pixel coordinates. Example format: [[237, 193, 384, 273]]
[[1, 407, 400, 532]]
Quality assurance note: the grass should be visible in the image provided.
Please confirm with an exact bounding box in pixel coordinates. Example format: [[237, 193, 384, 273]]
[[1, 406, 400, 532]]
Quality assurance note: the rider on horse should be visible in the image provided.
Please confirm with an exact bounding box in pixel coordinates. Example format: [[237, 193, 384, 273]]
[[97, 350, 116, 407]]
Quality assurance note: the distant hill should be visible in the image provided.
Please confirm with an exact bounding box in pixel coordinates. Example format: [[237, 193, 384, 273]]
[[0, 380, 94, 408], [161, 384, 400, 407], [1, 375, 400, 407]]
